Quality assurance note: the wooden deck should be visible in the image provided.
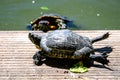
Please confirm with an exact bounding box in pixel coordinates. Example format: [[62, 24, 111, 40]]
[[0, 30, 120, 80]]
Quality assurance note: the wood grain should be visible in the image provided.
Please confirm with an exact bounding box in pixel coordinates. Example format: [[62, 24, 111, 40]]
[[0, 30, 120, 80]]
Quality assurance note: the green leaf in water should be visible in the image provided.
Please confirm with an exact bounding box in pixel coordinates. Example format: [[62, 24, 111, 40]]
[[70, 62, 88, 73], [40, 6, 49, 10]]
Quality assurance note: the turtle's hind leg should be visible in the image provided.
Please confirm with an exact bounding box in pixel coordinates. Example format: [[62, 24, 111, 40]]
[[90, 52, 109, 65], [91, 32, 110, 43]]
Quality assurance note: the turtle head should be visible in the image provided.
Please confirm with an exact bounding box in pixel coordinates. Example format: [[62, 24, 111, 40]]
[[27, 20, 50, 32], [37, 20, 50, 32], [28, 32, 42, 49], [27, 19, 60, 32]]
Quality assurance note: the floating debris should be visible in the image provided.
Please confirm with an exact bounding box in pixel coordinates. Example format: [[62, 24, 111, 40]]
[[40, 12, 43, 15], [32, 0, 35, 4], [40, 6, 49, 10], [97, 13, 100, 16]]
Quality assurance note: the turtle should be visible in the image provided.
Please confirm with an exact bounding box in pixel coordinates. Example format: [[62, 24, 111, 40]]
[[27, 14, 72, 32], [28, 29, 110, 66]]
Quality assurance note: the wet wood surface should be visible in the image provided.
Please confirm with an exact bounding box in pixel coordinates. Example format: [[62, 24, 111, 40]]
[[0, 30, 120, 80]]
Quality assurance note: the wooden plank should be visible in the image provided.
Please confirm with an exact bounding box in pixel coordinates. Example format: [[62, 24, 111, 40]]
[[0, 30, 120, 80]]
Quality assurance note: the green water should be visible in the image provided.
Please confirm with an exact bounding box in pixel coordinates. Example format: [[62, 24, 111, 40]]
[[0, 0, 120, 30]]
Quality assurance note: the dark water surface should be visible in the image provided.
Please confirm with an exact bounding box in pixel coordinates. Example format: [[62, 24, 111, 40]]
[[0, 0, 120, 30]]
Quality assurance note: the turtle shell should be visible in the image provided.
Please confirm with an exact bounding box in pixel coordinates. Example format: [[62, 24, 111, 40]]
[[28, 14, 72, 32]]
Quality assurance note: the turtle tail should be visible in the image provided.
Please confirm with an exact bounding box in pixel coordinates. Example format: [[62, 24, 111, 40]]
[[91, 32, 110, 44]]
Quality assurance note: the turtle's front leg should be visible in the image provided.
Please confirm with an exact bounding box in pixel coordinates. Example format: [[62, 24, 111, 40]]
[[33, 51, 46, 65], [40, 36, 52, 53], [56, 19, 67, 29]]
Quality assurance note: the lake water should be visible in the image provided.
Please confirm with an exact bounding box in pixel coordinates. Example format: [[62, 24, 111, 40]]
[[0, 0, 120, 30]]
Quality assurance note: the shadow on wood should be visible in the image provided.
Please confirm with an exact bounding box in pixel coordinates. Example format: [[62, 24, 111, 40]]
[[35, 46, 113, 70]]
